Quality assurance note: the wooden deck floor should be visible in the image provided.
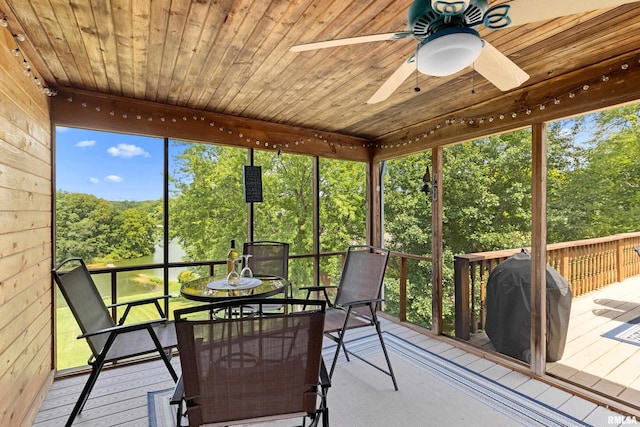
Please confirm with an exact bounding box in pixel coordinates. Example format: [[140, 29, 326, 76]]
[[547, 275, 640, 406], [34, 313, 638, 427], [470, 275, 640, 413]]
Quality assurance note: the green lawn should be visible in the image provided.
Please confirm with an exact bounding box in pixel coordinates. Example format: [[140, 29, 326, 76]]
[[56, 280, 200, 370]]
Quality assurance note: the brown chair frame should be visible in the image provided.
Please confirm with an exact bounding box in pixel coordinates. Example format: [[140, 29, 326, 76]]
[[241, 241, 290, 314], [302, 245, 398, 390], [52, 258, 178, 426], [172, 298, 329, 427]]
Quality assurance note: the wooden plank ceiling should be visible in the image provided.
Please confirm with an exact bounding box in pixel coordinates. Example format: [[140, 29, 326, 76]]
[[2, 0, 640, 160]]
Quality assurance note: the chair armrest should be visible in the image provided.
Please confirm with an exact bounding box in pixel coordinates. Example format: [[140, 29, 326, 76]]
[[170, 375, 184, 405], [299, 285, 337, 306], [340, 297, 383, 308], [107, 294, 178, 324], [107, 294, 177, 308], [299, 285, 338, 293], [319, 359, 331, 389], [78, 318, 170, 339]]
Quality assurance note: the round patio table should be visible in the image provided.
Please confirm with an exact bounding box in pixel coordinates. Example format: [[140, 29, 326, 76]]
[[180, 275, 288, 303]]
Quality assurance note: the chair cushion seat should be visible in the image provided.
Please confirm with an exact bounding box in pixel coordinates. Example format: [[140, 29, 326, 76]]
[[323, 307, 371, 333], [104, 321, 177, 362]]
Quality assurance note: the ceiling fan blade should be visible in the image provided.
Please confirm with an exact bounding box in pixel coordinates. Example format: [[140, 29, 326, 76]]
[[473, 41, 529, 91], [290, 31, 413, 52], [501, 0, 639, 27], [367, 56, 416, 104]]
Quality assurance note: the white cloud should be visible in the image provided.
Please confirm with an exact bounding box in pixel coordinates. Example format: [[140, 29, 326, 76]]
[[105, 175, 124, 183], [76, 139, 96, 148], [107, 143, 149, 158], [89, 177, 100, 184], [57, 126, 70, 132]]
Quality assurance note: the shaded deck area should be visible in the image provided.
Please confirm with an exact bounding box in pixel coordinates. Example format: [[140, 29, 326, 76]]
[[35, 316, 637, 426], [547, 275, 640, 405], [471, 275, 640, 415]]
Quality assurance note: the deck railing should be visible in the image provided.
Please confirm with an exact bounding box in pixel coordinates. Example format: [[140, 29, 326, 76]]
[[453, 232, 640, 340], [61, 249, 424, 335]]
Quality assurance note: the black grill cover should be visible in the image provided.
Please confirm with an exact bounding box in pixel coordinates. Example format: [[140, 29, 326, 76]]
[[485, 250, 572, 363]]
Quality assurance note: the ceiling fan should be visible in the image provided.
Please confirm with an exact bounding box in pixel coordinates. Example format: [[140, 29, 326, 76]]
[[290, 0, 638, 104]]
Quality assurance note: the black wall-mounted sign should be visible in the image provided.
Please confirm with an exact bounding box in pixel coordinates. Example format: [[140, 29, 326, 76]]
[[243, 165, 263, 203]]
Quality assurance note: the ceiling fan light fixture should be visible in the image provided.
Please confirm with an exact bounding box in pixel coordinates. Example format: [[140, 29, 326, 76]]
[[416, 27, 483, 76]]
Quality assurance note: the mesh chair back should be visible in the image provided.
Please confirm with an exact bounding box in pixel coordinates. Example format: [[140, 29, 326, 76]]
[[176, 300, 325, 426], [243, 241, 289, 279], [52, 259, 115, 357], [334, 245, 390, 307]]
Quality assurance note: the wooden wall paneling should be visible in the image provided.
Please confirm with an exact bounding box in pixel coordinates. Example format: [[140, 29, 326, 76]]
[[0, 272, 53, 424], [0, 20, 53, 426]]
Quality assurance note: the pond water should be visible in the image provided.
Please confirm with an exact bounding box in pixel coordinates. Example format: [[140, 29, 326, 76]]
[[90, 239, 189, 299]]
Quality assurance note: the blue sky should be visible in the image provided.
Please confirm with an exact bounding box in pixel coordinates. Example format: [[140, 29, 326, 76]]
[[56, 126, 165, 201]]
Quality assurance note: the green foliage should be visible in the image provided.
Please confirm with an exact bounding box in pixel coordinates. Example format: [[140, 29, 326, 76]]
[[169, 143, 367, 286], [254, 151, 314, 253], [319, 158, 367, 250], [381, 105, 640, 329], [442, 131, 534, 253], [55, 191, 160, 263], [169, 142, 248, 262], [178, 270, 198, 284], [55, 104, 640, 336], [548, 105, 640, 240]]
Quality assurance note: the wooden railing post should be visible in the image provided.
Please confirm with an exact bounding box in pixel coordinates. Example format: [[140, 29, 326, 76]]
[[616, 238, 624, 282], [454, 256, 470, 340], [558, 248, 570, 283], [399, 256, 407, 322]]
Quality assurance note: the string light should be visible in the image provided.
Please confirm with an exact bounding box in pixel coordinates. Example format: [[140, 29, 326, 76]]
[[42, 52, 636, 153], [379, 58, 637, 149], [57, 93, 359, 152], [1, 11, 56, 96]]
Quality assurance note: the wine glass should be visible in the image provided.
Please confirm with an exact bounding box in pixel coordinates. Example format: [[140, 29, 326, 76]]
[[226, 257, 240, 286], [240, 254, 253, 279]]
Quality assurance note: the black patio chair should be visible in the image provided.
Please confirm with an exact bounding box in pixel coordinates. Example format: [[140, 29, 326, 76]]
[[52, 258, 178, 427], [171, 298, 329, 427], [301, 245, 398, 390], [242, 241, 290, 313], [243, 241, 290, 280]]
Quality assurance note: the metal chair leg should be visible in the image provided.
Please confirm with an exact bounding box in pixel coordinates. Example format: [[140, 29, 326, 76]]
[[65, 360, 104, 427]]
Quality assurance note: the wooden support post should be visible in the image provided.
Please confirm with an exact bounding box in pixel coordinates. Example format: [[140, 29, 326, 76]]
[[432, 147, 443, 335], [370, 161, 382, 247], [531, 122, 548, 376], [400, 256, 407, 322], [454, 257, 470, 340]]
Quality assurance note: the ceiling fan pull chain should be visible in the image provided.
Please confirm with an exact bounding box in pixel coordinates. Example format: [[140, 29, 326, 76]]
[[414, 52, 421, 93], [471, 63, 476, 94]]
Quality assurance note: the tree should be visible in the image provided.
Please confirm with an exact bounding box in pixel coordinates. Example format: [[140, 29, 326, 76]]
[[111, 208, 158, 259], [169, 142, 248, 263], [169, 142, 368, 286], [382, 153, 435, 326], [549, 105, 640, 239], [55, 192, 158, 263], [254, 151, 314, 253], [55, 192, 120, 262]]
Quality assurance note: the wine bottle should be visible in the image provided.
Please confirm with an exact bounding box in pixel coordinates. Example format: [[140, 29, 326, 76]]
[[226, 240, 239, 274]]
